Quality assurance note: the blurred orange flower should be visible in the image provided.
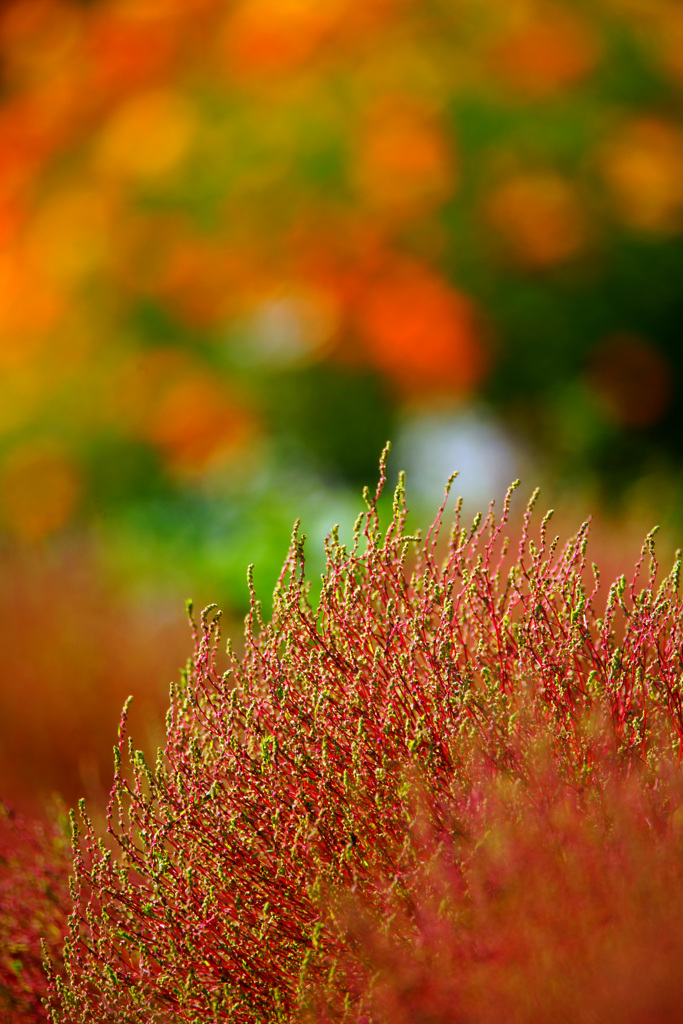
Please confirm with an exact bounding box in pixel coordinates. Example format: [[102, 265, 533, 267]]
[[484, 171, 587, 267], [94, 87, 197, 182], [141, 371, 256, 475], [0, 98, 60, 200], [0, 0, 83, 90], [489, 7, 600, 97], [655, 9, 683, 86], [219, 0, 347, 77], [24, 185, 114, 285], [153, 237, 249, 327], [0, 440, 81, 542], [354, 99, 456, 219], [105, 347, 188, 435], [356, 261, 486, 395], [219, 0, 409, 78], [599, 116, 683, 234], [86, 5, 181, 103], [0, 251, 63, 363], [106, 347, 257, 472]]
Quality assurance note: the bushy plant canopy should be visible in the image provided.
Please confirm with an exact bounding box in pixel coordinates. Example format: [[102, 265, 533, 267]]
[[41, 447, 683, 1022]]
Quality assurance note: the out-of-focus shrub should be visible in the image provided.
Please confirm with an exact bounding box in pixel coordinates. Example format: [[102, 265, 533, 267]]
[[44, 458, 683, 1022], [0, 544, 189, 815]]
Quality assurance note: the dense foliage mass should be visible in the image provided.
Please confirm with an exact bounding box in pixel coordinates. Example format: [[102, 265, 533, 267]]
[[0, 0, 682, 557], [39, 450, 683, 1022], [0, 547, 188, 815]]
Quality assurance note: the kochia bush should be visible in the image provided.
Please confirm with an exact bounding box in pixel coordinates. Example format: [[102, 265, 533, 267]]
[[45, 449, 683, 1022], [0, 801, 70, 1022]]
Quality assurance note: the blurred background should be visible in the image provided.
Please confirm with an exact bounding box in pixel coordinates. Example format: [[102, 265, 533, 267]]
[[0, 0, 682, 814]]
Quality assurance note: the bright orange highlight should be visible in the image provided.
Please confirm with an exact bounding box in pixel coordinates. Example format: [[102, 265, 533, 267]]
[[0, 441, 81, 541], [220, 0, 346, 76], [86, 7, 180, 102], [0, 252, 63, 363], [355, 100, 455, 218], [94, 88, 196, 181], [600, 117, 683, 234], [484, 172, 587, 267], [356, 262, 485, 395]]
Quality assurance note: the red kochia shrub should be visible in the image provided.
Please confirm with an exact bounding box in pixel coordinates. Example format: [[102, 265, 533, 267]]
[[0, 801, 70, 1022], [46, 448, 683, 1022]]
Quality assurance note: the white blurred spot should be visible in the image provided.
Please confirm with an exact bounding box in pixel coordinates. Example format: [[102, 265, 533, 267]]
[[395, 405, 524, 511], [229, 289, 338, 367]]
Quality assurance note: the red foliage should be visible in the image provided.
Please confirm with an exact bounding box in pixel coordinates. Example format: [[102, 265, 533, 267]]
[[0, 801, 70, 1022], [0, 546, 188, 816], [323, 768, 683, 1024], [43, 449, 683, 1022]]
